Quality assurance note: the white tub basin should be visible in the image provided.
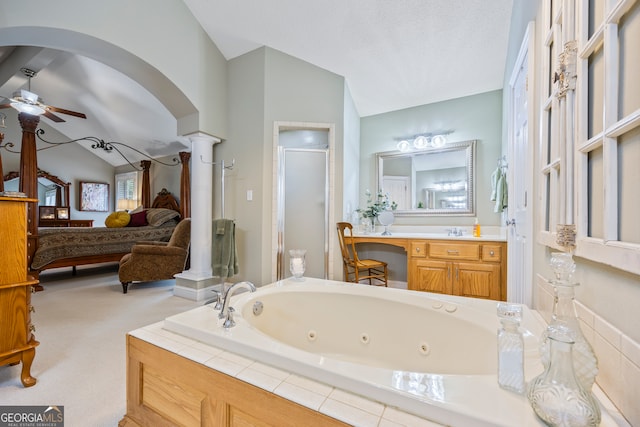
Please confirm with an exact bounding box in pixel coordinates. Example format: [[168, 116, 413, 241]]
[[164, 279, 550, 426]]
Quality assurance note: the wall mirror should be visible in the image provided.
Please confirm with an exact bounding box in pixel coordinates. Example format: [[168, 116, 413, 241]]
[[376, 139, 476, 216], [3, 169, 71, 208]]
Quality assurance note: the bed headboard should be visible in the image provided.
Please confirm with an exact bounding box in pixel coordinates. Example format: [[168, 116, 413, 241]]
[[151, 188, 180, 213]]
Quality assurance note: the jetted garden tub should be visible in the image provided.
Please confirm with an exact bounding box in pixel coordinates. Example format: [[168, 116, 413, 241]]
[[163, 278, 550, 426]]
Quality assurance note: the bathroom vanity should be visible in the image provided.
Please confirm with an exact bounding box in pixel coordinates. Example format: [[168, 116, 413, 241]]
[[346, 232, 507, 300]]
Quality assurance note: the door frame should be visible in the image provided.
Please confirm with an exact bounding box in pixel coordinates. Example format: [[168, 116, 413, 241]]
[[271, 122, 335, 282], [506, 22, 535, 305]]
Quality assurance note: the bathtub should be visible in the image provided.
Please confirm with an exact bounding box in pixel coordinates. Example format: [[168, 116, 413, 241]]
[[163, 278, 547, 426]]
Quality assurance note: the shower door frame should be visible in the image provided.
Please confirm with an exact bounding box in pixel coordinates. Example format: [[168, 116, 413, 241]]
[[272, 122, 335, 282]]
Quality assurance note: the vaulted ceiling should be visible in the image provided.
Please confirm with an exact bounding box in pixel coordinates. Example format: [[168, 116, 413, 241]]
[[0, 1, 513, 167]]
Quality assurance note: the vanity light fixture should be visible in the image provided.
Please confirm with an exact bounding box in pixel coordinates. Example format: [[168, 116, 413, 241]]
[[395, 132, 452, 152]]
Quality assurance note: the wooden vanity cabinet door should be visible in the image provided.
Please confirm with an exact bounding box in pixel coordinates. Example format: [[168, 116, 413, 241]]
[[453, 262, 501, 300], [411, 259, 452, 294]]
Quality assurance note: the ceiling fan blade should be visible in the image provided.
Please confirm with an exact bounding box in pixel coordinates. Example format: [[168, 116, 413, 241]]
[[42, 110, 66, 123], [45, 105, 87, 119]]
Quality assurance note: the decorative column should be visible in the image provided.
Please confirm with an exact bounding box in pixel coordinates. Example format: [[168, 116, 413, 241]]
[[140, 160, 151, 208], [179, 151, 191, 219], [18, 113, 40, 232], [0, 131, 5, 192], [174, 133, 220, 301]]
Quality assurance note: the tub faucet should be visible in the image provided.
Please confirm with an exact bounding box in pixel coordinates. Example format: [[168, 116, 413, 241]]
[[219, 281, 257, 328]]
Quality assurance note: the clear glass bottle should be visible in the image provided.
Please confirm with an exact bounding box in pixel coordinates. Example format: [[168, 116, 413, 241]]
[[529, 326, 601, 427], [497, 303, 525, 394], [540, 253, 598, 391]]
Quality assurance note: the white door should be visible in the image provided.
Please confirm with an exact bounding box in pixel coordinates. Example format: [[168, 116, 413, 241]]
[[382, 176, 410, 210], [507, 24, 534, 306]]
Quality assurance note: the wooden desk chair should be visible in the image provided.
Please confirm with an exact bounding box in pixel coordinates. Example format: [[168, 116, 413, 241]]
[[336, 222, 388, 286]]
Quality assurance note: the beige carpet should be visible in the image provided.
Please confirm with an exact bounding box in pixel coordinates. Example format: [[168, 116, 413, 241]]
[[0, 264, 202, 427]]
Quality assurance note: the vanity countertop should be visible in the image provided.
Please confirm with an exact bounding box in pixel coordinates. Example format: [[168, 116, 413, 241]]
[[353, 225, 507, 242], [349, 229, 507, 242]]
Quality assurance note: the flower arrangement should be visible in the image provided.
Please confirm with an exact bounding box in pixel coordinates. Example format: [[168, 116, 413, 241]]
[[357, 189, 397, 219]]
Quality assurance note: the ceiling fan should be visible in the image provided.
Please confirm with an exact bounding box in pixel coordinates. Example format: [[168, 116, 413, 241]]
[[0, 67, 87, 123]]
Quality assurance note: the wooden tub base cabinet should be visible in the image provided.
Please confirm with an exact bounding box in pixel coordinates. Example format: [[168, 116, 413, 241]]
[[119, 336, 348, 427]]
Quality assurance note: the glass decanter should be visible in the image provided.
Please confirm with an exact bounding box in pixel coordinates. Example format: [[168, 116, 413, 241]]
[[539, 253, 598, 392], [497, 303, 525, 394], [529, 325, 601, 427]]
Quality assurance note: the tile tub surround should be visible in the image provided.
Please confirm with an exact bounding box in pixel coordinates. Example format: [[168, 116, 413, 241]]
[[152, 278, 623, 426], [535, 275, 638, 427]]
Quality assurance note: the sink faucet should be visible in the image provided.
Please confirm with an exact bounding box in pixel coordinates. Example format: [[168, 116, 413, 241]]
[[219, 281, 257, 328], [447, 227, 464, 237]]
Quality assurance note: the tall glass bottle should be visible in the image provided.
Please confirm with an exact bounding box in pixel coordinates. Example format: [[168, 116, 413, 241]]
[[540, 252, 598, 391], [497, 303, 525, 393], [529, 326, 601, 426]]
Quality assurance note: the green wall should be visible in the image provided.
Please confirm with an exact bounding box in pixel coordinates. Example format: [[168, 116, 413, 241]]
[[360, 89, 504, 228]]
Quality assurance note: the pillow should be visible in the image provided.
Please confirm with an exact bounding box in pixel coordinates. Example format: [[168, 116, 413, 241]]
[[145, 208, 180, 227], [129, 204, 145, 214], [105, 211, 131, 228], [127, 210, 148, 227]]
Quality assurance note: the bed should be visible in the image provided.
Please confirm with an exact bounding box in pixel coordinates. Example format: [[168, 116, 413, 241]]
[[0, 132, 192, 277], [31, 203, 181, 274]]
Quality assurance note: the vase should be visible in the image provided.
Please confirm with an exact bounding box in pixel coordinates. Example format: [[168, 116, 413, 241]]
[[360, 217, 375, 234], [539, 253, 598, 391], [289, 249, 306, 280], [528, 326, 601, 427]]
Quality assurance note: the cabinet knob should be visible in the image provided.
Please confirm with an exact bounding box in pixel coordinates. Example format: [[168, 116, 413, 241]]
[[415, 247, 420, 253], [490, 250, 495, 256]]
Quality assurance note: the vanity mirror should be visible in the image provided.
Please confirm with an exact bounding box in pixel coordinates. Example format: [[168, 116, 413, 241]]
[[376, 139, 476, 216]]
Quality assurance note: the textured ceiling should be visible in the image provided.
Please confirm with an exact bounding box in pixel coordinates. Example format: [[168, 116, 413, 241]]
[[183, 0, 514, 116], [0, 1, 513, 166]]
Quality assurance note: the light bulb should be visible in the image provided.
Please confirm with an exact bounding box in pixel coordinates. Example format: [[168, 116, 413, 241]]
[[413, 135, 428, 149], [397, 140, 410, 152], [431, 134, 447, 147]]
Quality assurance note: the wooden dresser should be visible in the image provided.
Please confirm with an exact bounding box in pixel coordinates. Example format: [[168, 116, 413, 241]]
[[0, 196, 39, 387], [39, 218, 94, 227]]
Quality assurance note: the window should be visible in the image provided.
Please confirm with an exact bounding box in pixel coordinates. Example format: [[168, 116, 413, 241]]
[[115, 172, 139, 211], [538, 0, 640, 275], [538, 0, 571, 249], [575, 0, 640, 274]]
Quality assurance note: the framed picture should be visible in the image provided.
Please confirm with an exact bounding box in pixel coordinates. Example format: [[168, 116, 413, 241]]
[[55, 207, 70, 220], [80, 182, 109, 212], [39, 206, 56, 220]]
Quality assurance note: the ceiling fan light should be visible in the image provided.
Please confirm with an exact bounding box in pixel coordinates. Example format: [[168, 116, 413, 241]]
[[17, 89, 41, 104], [11, 101, 45, 115], [413, 135, 428, 149], [431, 134, 447, 147]]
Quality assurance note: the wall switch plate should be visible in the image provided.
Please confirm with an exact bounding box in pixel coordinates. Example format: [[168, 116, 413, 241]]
[[246, 190, 253, 201]]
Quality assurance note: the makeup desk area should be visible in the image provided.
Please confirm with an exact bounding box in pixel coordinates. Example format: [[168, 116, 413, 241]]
[[345, 227, 507, 301]]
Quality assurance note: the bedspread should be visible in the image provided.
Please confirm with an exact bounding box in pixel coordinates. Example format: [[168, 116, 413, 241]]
[[31, 221, 177, 270]]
